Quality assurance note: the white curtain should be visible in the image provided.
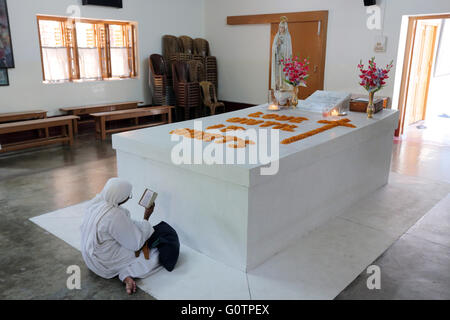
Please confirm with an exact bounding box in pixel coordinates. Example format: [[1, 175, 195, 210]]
[[78, 48, 102, 80], [110, 48, 130, 78], [42, 48, 70, 82]]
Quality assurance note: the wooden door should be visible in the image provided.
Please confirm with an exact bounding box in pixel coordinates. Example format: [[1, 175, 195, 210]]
[[405, 24, 438, 125], [227, 11, 328, 100], [270, 20, 326, 99]]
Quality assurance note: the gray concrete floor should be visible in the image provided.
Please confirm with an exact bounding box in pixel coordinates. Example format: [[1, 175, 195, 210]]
[[0, 135, 152, 300], [336, 121, 450, 300], [0, 123, 449, 300]]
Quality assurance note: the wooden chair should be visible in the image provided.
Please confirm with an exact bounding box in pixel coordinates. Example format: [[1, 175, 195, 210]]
[[178, 36, 194, 54], [200, 81, 225, 116], [193, 38, 211, 57], [162, 35, 180, 61], [172, 61, 201, 120], [149, 54, 175, 106], [187, 60, 205, 83]]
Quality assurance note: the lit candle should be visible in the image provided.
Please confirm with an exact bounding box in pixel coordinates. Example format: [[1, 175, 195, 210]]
[[331, 109, 339, 117], [268, 104, 279, 111]]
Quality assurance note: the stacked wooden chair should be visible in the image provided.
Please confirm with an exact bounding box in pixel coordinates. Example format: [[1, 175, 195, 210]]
[[163, 35, 192, 83], [149, 54, 175, 106], [193, 38, 218, 96], [172, 61, 201, 120], [178, 36, 194, 54], [193, 38, 210, 57], [162, 35, 180, 85], [187, 60, 205, 83], [204, 57, 218, 96], [161, 35, 219, 120]]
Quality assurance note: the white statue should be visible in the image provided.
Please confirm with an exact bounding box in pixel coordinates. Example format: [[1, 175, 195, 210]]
[[271, 16, 293, 90]]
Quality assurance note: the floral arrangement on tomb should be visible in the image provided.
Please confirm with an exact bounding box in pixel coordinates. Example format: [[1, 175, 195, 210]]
[[281, 56, 310, 107], [358, 57, 393, 118], [282, 56, 310, 88]]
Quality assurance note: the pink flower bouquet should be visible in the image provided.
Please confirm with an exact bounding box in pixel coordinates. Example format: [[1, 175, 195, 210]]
[[358, 57, 393, 93], [282, 57, 310, 88]]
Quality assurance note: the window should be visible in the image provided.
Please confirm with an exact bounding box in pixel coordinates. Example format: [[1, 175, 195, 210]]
[[37, 15, 138, 83]]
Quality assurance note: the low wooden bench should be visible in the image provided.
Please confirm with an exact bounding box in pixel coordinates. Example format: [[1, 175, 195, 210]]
[[91, 106, 174, 140], [0, 116, 79, 154], [0, 110, 50, 139], [60, 101, 142, 134], [0, 110, 48, 123]]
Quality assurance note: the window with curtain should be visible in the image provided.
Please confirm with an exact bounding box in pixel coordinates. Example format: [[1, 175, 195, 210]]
[[37, 15, 138, 83], [38, 19, 70, 82], [76, 22, 102, 80]]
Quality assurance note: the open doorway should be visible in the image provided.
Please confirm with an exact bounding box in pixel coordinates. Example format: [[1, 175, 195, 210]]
[[396, 14, 450, 145]]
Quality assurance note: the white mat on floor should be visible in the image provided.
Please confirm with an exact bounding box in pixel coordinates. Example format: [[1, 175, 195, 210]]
[[30, 173, 450, 300]]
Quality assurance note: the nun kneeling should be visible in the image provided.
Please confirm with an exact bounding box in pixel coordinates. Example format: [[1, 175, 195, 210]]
[[80, 178, 179, 295]]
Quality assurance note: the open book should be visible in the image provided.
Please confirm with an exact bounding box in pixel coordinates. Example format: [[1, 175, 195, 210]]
[[138, 188, 158, 209]]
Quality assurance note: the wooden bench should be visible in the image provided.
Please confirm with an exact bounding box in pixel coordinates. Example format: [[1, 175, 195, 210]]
[[0, 110, 48, 123], [91, 106, 174, 140], [60, 101, 142, 134], [0, 116, 79, 154], [0, 110, 50, 139]]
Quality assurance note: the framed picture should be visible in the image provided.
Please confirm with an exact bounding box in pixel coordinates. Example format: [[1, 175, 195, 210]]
[[0, 0, 14, 68], [0, 68, 8, 86]]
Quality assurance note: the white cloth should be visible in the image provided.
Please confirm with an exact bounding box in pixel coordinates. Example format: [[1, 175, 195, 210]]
[[80, 178, 161, 282], [78, 48, 102, 80], [110, 48, 131, 78], [42, 48, 70, 82]]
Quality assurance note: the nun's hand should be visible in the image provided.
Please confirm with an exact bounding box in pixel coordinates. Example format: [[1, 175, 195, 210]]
[[144, 203, 155, 221]]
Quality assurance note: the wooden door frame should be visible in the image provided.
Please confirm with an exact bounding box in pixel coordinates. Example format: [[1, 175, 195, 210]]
[[396, 14, 450, 136], [227, 11, 328, 92]]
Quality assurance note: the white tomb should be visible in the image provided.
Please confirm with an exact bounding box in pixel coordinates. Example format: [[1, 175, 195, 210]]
[[113, 104, 399, 272]]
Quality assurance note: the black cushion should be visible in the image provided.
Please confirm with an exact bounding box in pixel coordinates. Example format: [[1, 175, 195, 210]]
[[148, 222, 180, 272]]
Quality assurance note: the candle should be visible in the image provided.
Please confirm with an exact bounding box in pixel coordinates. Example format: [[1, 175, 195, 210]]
[[331, 109, 339, 117], [268, 104, 279, 111]]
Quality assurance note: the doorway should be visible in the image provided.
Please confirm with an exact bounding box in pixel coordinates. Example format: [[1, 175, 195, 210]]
[[396, 14, 450, 143]]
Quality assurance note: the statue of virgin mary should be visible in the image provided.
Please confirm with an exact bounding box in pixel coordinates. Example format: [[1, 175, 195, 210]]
[[271, 16, 293, 90]]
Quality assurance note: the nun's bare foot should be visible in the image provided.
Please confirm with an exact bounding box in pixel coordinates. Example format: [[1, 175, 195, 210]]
[[124, 277, 136, 295]]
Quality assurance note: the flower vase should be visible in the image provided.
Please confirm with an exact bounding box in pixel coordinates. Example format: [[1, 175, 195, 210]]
[[367, 92, 375, 119], [291, 86, 299, 109], [275, 89, 293, 108]]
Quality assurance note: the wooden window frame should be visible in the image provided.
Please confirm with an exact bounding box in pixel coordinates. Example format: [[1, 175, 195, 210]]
[[37, 15, 139, 83]]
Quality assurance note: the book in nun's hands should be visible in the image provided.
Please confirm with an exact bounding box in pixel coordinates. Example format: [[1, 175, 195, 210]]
[[139, 189, 158, 209]]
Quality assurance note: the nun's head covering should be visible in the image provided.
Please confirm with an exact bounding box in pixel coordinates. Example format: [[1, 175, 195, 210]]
[[81, 178, 133, 258], [100, 178, 133, 207]]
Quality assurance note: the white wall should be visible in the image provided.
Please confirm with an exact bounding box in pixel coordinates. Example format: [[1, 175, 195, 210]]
[[0, 0, 204, 116], [204, 0, 450, 105]]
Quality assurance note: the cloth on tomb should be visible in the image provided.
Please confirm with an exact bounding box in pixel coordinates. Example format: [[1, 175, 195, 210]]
[[271, 16, 293, 90], [146, 221, 180, 272], [80, 178, 162, 282]]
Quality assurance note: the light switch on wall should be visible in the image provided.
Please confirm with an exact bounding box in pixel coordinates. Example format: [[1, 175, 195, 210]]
[[374, 35, 387, 52]]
